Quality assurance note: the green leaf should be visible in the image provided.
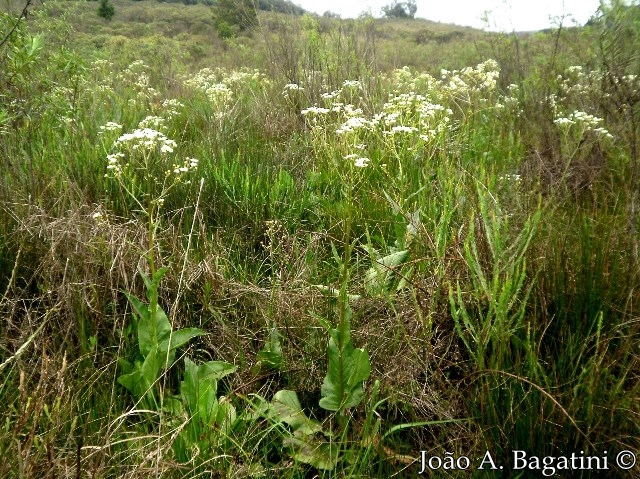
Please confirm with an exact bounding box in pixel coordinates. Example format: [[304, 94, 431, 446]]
[[181, 358, 236, 425], [117, 357, 134, 375], [139, 271, 152, 296], [319, 302, 371, 412], [216, 396, 237, 431], [271, 390, 323, 435], [123, 291, 172, 356], [198, 360, 237, 380], [124, 292, 149, 323], [139, 267, 169, 303], [160, 328, 206, 353], [245, 393, 278, 422], [139, 348, 166, 395], [256, 328, 284, 370], [313, 284, 362, 301], [181, 357, 204, 414], [284, 435, 340, 470], [382, 189, 402, 215], [319, 338, 370, 411], [117, 368, 146, 398], [163, 396, 184, 415], [152, 266, 169, 287], [118, 347, 164, 401], [138, 304, 172, 357], [364, 249, 409, 296]]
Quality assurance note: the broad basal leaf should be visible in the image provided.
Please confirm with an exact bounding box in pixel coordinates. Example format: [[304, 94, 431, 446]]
[[271, 390, 322, 435], [117, 347, 164, 400], [364, 249, 409, 297], [284, 435, 340, 471], [318, 337, 370, 411], [181, 358, 236, 425]]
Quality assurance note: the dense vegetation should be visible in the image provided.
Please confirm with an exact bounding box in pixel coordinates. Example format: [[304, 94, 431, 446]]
[[1, 0, 639, 477]]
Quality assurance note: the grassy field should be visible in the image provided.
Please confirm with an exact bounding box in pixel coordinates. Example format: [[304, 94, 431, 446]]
[[1, 1, 639, 477]]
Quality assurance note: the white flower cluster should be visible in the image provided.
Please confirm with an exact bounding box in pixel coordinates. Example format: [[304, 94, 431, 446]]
[[115, 128, 177, 153], [499, 83, 521, 112], [301, 106, 331, 116], [498, 173, 522, 182], [441, 60, 500, 99], [282, 83, 304, 98], [118, 60, 148, 84], [607, 73, 640, 97], [336, 116, 372, 135], [161, 99, 185, 119], [377, 92, 452, 137], [300, 82, 366, 126], [87, 59, 116, 96], [385, 125, 418, 136], [171, 157, 199, 175], [386, 66, 439, 95], [557, 65, 602, 98], [185, 67, 264, 94], [342, 80, 362, 89], [297, 60, 511, 171], [181, 68, 267, 122], [206, 83, 234, 107], [50, 86, 74, 108], [117, 60, 160, 102], [106, 152, 126, 177], [137, 115, 167, 132], [105, 125, 199, 181], [224, 68, 268, 87], [183, 68, 235, 111], [344, 154, 370, 168], [300, 70, 458, 165], [554, 110, 613, 139], [321, 90, 341, 100], [99, 122, 123, 133], [91, 59, 113, 73]]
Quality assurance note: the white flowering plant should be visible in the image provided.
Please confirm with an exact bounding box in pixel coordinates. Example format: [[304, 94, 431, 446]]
[[105, 123, 196, 199], [103, 119, 199, 274], [553, 109, 614, 170], [181, 67, 270, 124], [102, 119, 206, 418]]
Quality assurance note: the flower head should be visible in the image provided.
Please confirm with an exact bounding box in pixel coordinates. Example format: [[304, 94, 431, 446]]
[[99, 122, 123, 133], [354, 157, 370, 168]]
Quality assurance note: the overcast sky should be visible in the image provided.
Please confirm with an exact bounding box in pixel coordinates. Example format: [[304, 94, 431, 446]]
[[292, 0, 603, 31]]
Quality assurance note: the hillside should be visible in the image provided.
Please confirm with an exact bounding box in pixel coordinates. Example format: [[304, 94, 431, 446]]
[[14, 0, 498, 73]]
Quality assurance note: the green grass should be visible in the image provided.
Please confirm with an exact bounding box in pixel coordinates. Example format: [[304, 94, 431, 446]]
[[1, 1, 639, 477]]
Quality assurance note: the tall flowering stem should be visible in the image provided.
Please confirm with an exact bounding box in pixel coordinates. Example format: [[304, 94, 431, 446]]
[[103, 120, 199, 341]]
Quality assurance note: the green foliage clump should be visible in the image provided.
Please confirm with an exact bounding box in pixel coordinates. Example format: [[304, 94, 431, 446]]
[[213, 0, 257, 38], [381, 0, 417, 19], [258, 0, 305, 15], [98, 0, 115, 20]]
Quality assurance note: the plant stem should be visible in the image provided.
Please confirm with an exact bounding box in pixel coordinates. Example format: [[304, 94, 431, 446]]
[[337, 162, 354, 432]]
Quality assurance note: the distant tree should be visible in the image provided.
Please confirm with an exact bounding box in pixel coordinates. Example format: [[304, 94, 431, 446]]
[[322, 10, 340, 19], [98, 0, 115, 20], [214, 0, 258, 37], [381, 0, 417, 19], [258, 0, 305, 15]]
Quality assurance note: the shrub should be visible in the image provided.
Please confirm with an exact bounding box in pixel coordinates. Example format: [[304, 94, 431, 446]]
[[98, 0, 115, 20], [381, 0, 417, 19]]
